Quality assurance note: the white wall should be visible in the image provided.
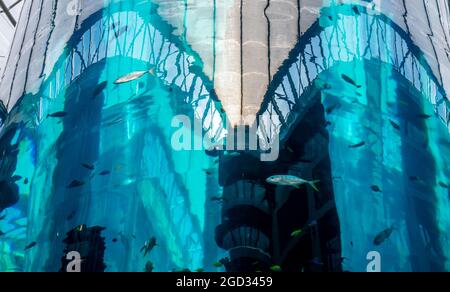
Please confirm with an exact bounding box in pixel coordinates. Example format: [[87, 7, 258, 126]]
[[0, 0, 23, 76]]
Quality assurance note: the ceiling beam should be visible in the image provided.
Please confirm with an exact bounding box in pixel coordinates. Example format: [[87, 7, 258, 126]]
[[0, 0, 17, 27]]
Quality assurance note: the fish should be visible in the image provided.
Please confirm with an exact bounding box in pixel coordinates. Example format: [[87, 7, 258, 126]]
[[266, 175, 320, 192], [203, 169, 213, 176], [23, 178, 29, 185], [92, 81, 107, 98], [67, 180, 84, 189], [195, 268, 205, 272], [389, 120, 400, 130], [112, 238, 118, 243], [225, 151, 241, 158], [10, 175, 22, 182], [371, 185, 382, 192], [409, 176, 420, 181], [270, 265, 282, 272], [352, 6, 361, 15], [0, 214, 6, 220], [47, 111, 67, 118], [348, 141, 365, 148], [309, 258, 324, 266], [291, 229, 303, 238], [373, 225, 395, 245], [212, 262, 223, 268], [326, 103, 339, 114], [210, 196, 225, 202], [140, 237, 157, 257], [66, 210, 76, 221], [341, 74, 362, 88], [81, 163, 94, 170], [114, 69, 155, 85], [0, 230, 6, 236], [144, 261, 154, 272], [438, 182, 449, 188], [417, 114, 432, 119], [98, 170, 111, 176], [24, 242, 37, 251]]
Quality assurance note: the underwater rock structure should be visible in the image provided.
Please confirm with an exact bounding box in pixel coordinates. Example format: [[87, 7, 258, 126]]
[[0, 0, 449, 272]]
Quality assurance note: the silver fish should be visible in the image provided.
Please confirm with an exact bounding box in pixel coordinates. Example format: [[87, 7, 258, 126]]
[[114, 68, 155, 84], [266, 175, 320, 192]]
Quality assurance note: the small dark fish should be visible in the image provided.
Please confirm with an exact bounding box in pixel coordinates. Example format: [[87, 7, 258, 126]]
[[67, 180, 84, 189], [438, 182, 449, 188], [99, 170, 111, 176], [417, 114, 432, 119], [112, 238, 118, 243], [325, 121, 332, 127], [0, 214, 6, 220], [409, 176, 420, 181], [140, 237, 157, 257], [352, 6, 360, 15], [24, 178, 29, 185], [204, 169, 212, 175], [341, 74, 362, 88], [11, 175, 23, 182], [144, 261, 154, 272], [132, 235, 137, 239], [81, 163, 95, 170], [47, 111, 67, 118], [349, 141, 366, 148], [24, 242, 37, 251], [373, 226, 395, 246], [92, 81, 107, 98], [309, 257, 324, 266], [371, 185, 382, 192], [389, 120, 400, 130], [0, 230, 6, 236], [326, 104, 339, 114], [66, 210, 76, 221], [350, 241, 354, 247]]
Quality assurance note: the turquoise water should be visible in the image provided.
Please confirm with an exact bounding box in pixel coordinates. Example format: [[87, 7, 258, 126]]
[[0, 1, 449, 272]]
